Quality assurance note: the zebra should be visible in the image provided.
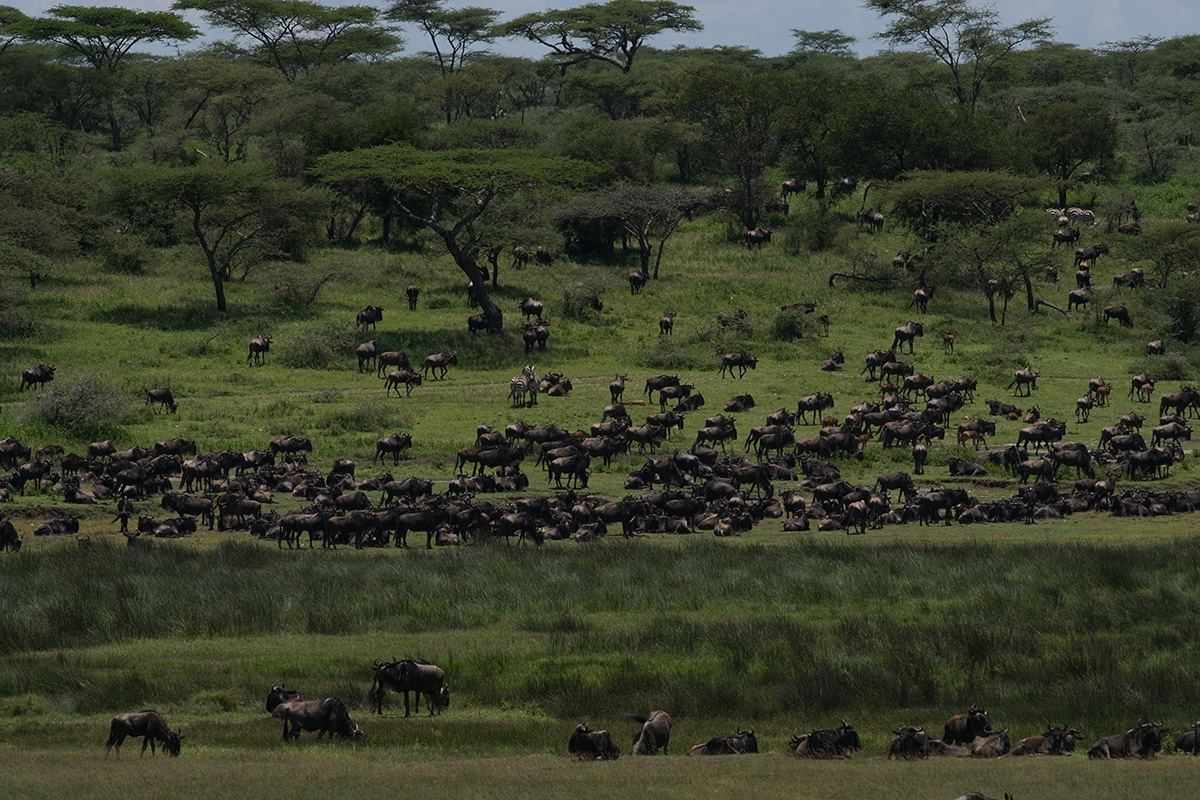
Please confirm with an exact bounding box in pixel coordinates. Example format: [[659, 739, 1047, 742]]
[[509, 365, 539, 408]]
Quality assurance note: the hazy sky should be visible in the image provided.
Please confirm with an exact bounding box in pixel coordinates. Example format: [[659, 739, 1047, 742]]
[[13, 0, 1200, 59]]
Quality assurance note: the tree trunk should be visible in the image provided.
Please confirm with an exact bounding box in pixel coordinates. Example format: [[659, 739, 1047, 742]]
[[1024, 274, 1035, 312], [106, 98, 123, 151], [211, 267, 227, 313]]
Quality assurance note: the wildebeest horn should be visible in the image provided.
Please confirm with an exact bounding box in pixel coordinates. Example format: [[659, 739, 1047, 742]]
[[373, 659, 384, 669]]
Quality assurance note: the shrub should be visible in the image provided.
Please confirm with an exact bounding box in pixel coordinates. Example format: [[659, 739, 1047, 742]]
[[18, 374, 128, 437], [562, 281, 605, 320], [103, 236, 152, 274], [276, 324, 358, 369], [771, 308, 811, 342]]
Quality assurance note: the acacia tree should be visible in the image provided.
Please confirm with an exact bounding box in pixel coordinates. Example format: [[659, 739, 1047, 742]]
[[386, 0, 499, 76], [0, 6, 27, 56], [313, 145, 596, 333], [14, 6, 198, 150], [865, 0, 1051, 111], [1024, 98, 1119, 208], [174, 0, 401, 81], [112, 162, 330, 312], [501, 0, 701, 73]]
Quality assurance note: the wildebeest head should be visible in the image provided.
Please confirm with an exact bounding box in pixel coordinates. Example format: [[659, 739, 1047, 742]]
[[266, 685, 301, 713], [569, 722, 620, 760]]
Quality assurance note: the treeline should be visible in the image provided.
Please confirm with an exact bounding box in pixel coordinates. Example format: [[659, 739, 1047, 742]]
[[3, 1, 1200, 327]]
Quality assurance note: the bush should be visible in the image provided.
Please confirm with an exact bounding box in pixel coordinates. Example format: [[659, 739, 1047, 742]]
[[562, 281, 605, 320], [18, 374, 128, 437], [771, 308, 812, 342], [103, 236, 152, 274], [276, 324, 359, 369]]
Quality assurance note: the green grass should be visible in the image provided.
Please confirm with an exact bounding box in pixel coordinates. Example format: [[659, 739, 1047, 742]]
[[3, 198, 1200, 795]]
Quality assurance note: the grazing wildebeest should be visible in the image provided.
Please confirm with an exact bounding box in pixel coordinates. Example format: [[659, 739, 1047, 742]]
[[422, 351, 458, 380], [745, 227, 771, 249], [265, 684, 301, 713], [1113, 267, 1145, 288], [374, 433, 412, 465], [971, 729, 1011, 757], [1088, 721, 1163, 759], [569, 723, 620, 760], [892, 321, 924, 354], [1146, 339, 1165, 355], [1051, 227, 1080, 248], [356, 305, 383, 330], [687, 728, 757, 755], [1103, 305, 1133, 327], [1008, 367, 1038, 396], [356, 340, 379, 373], [512, 246, 530, 268], [406, 283, 419, 310], [0, 518, 23, 552], [19, 364, 55, 391], [944, 704, 992, 746], [659, 311, 675, 336], [628, 269, 648, 294], [247, 335, 272, 366], [272, 696, 363, 741], [787, 720, 861, 758], [104, 710, 182, 757], [144, 388, 177, 414], [628, 710, 672, 755], [369, 658, 449, 716]]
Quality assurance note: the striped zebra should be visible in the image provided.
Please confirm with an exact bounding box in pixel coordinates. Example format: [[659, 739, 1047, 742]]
[[509, 365, 539, 408]]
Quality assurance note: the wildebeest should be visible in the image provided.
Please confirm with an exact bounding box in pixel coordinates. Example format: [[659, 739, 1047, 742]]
[[1103, 305, 1133, 327], [375, 350, 411, 378], [1010, 724, 1081, 756], [518, 296, 544, 319], [1113, 267, 1145, 287], [950, 794, 1014, 800], [1174, 720, 1200, 754], [422, 351, 458, 380], [247, 335, 272, 366], [609, 374, 627, 404], [892, 321, 924, 354], [628, 269, 649, 294], [0, 518, 22, 552], [659, 311, 676, 336], [374, 433, 412, 465], [1067, 288, 1090, 311], [144, 388, 177, 413], [406, 283, 419, 310], [1052, 226, 1080, 248], [369, 659, 449, 716], [1008, 367, 1039, 396], [467, 313, 489, 334], [385, 369, 423, 397], [535, 245, 552, 265], [889, 725, 931, 759], [104, 710, 182, 757], [1088, 721, 1163, 759], [717, 349, 757, 378], [569, 723, 620, 760], [356, 340, 379, 373], [857, 207, 884, 233], [745, 227, 772, 249], [271, 696, 363, 741], [687, 727, 757, 755], [787, 720, 861, 758], [971, 728, 1011, 757], [356, 305, 383, 330], [780, 178, 805, 199], [1146, 339, 1165, 356], [269, 435, 312, 455], [628, 710, 672, 755], [1074, 243, 1109, 267], [796, 392, 834, 424], [19, 364, 55, 391], [944, 704, 991, 746]]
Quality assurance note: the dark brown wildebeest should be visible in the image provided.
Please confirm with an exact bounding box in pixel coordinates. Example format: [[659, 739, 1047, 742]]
[[570, 723, 620, 760], [104, 710, 182, 757], [628, 710, 672, 755], [860, 349, 895, 380], [644, 374, 680, 403], [247, 335, 272, 366], [971, 729, 1011, 757], [357, 340, 379, 373], [19, 364, 55, 391], [821, 351, 844, 371], [1051, 226, 1080, 248], [940, 705, 988, 748], [0, 518, 22, 552], [1174, 720, 1200, 754], [796, 392, 834, 424], [1010, 724, 1081, 756], [535, 319, 549, 351], [856, 207, 884, 233], [1113, 267, 1145, 288], [512, 246, 530, 268], [376, 350, 410, 378], [780, 178, 805, 199], [1146, 339, 1165, 356], [406, 283, 419, 310], [1088, 721, 1163, 759], [942, 331, 955, 354], [717, 349, 757, 378], [144, 388, 177, 414], [370, 658, 449, 716], [272, 696, 363, 741], [356, 305, 383, 330], [888, 725, 930, 759], [950, 794, 1013, 800], [422, 351, 457, 380], [374, 433, 412, 465], [535, 245, 552, 266], [687, 728, 757, 755], [467, 312, 489, 334], [745, 227, 772, 250], [892, 321, 924, 354], [269, 435, 312, 455], [787, 720, 861, 758], [1074, 243, 1109, 267], [266, 684, 301, 713], [628, 269, 649, 294], [1067, 288, 1090, 311], [0, 438, 30, 469], [609, 374, 627, 404], [1103, 305, 1133, 327], [659, 311, 675, 336], [518, 296, 543, 319]]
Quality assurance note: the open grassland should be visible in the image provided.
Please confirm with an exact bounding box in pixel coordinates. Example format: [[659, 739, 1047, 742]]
[[3, 196, 1200, 794]]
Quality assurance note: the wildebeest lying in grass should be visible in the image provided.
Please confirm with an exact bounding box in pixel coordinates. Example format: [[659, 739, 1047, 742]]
[[104, 710, 182, 757], [570, 723, 620, 760], [687, 727, 757, 755]]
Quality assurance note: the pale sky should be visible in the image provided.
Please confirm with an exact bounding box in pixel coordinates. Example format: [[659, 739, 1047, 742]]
[[12, 0, 1200, 59]]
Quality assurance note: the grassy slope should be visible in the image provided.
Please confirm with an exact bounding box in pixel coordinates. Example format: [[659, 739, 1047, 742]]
[[2, 198, 1200, 795]]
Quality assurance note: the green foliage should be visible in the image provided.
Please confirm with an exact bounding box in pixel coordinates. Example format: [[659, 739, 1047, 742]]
[[18, 374, 128, 437], [560, 281, 605, 320], [275, 322, 359, 369], [770, 307, 810, 341]]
